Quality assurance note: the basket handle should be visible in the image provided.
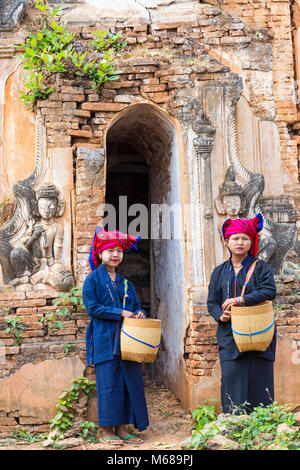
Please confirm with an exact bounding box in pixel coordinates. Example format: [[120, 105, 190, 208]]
[[121, 328, 161, 349], [241, 260, 259, 298]]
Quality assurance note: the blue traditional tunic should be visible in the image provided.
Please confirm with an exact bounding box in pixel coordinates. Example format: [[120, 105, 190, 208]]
[[83, 264, 146, 365], [83, 264, 149, 431], [207, 254, 277, 413]]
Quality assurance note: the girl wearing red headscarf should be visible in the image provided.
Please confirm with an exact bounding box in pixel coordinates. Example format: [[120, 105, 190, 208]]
[[83, 227, 149, 445], [207, 214, 277, 414]]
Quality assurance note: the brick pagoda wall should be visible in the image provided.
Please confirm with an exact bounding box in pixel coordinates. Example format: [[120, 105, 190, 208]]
[[0, 0, 300, 431], [0, 287, 90, 436], [205, 0, 298, 185]]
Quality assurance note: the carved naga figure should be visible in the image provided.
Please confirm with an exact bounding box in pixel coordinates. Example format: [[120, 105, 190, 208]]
[[0, 0, 26, 31], [0, 183, 74, 291]]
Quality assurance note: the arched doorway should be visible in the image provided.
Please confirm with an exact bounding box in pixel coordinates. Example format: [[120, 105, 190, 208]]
[[104, 103, 186, 389]]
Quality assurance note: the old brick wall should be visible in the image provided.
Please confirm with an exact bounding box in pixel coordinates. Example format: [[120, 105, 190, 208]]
[[205, 0, 299, 186], [31, 6, 278, 286], [0, 287, 88, 435], [0, 0, 300, 430]]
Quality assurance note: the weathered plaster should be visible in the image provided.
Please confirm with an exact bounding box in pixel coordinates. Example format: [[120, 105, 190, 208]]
[[0, 357, 85, 422]]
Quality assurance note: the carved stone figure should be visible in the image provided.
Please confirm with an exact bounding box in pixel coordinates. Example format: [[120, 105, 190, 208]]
[[215, 166, 243, 259], [257, 196, 298, 274], [216, 166, 243, 218], [216, 166, 278, 264], [215, 164, 297, 274], [221, 79, 297, 274], [0, 0, 27, 31], [0, 183, 74, 291]]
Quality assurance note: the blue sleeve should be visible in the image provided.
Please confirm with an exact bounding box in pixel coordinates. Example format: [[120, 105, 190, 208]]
[[82, 275, 123, 321], [129, 282, 147, 317], [207, 267, 223, 323], [243, 261, 276, 306]]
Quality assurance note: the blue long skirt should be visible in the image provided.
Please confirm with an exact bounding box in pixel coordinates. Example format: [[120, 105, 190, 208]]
[[220, 356, 274, 414], [95, 357, 149, 431]]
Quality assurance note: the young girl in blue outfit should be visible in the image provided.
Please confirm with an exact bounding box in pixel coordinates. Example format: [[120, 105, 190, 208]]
[[83, 227, 149, 445]]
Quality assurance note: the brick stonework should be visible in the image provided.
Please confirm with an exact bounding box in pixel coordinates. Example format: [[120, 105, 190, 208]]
[[205, 0, 299, 184], [1, 0, 300, 430], [0, 287, 92, 436]]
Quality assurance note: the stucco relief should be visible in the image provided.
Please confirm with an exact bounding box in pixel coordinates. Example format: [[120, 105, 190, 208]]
[[215, 83, 297, 274], [178, 97, 216, 286], [0, 181, 74, 291], [0, 91, 73, 290]]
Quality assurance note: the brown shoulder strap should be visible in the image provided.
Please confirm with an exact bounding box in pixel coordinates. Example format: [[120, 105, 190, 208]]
[[241, 260, 259, 297]]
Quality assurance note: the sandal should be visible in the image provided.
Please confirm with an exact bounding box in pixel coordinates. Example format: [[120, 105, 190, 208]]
[[100, 435, 124, 446], [120, 434, 143, 444]]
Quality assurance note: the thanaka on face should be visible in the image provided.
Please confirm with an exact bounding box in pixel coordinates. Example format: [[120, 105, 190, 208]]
[[225, 233, 252, 258], [99, 247, 123, 271]]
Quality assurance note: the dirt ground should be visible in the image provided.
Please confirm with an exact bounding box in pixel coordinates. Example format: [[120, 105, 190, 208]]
[[0, 377, 193, 451]]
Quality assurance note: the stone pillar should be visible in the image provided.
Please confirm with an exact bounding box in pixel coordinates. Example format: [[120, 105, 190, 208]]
[[74, 144, 106, 284], [0, 46, 18, 196], [179, 97, 216, 286], [48, 147, 73, 269], [193, 133, 215, 285]]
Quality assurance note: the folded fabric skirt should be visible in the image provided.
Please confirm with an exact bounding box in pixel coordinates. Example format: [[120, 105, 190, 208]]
[[95, 356, 149, 431], [220, 356, 274, 414]]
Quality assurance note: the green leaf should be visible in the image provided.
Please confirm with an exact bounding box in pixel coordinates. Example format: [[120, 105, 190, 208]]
[[25, 48, 36, 57], [51, 6, 62, 17]]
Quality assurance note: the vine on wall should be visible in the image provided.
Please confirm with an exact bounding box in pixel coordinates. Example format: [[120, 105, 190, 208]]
[[18, 0, 127, 108]]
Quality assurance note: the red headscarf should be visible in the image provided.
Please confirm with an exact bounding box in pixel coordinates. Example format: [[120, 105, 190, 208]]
[[89, 227, 139, 271], [222, 213, 263, 257]]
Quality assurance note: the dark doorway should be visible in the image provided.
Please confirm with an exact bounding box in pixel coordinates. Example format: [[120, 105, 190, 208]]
[[105, 138, 151, 315], [104, 104, 184, 390]]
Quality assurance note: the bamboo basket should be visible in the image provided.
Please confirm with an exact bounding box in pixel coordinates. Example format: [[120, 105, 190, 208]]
[[120, 317, 162, 363], [231, 300, 275, 352]]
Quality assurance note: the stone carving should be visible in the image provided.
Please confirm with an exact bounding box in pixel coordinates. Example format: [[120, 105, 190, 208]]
[[218, 78, 297, 274], [215, 166, 243, 217], [178, 97, 216, 284], [215, 166, 243, 260], [0, 183, 74, 291], [0, 0, 27, 31], [216, 162, 297, 274], [0, 108, 73, 291], [216, 166, 277, 263], [257, 196, 298, 274]]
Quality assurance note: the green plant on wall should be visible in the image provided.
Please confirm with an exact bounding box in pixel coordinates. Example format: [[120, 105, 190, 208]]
[[5, 316, 25, 346], [39, 307, 71, 331], [18, 0, 127, 107], [63, 343, 73, 355], [53, 286, 86, 312], [50, 377, 96, 436], [40, 286, 85, 332]]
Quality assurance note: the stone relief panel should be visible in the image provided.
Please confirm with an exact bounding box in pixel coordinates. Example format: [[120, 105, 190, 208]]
[[215, 80, 297, 275], [0, 181, 74, 291], [0, 109, 74, 291], [177, 97, 216, 286]]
